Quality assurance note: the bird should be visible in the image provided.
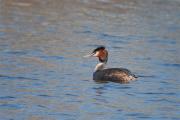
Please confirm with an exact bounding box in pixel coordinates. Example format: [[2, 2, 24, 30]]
[[84, 46, 137, 83]]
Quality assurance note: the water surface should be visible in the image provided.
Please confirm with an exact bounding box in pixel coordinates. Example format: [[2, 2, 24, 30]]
[[0, 0, 180, 120]]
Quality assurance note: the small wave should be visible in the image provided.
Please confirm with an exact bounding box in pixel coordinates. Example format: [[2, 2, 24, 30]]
[[37, 94, 52, 98], [161, 63, 180, 68], [0, 74, 39, 81], [137, 75, 156, 78], [0, 103, 24, 109], [0, 96, 16, 99]]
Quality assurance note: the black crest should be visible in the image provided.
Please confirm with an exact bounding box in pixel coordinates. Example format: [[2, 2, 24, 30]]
[[93, 46, 105, 53]]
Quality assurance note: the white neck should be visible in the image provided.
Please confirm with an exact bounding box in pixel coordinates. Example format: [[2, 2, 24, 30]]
[[94, 62, 106, 72]]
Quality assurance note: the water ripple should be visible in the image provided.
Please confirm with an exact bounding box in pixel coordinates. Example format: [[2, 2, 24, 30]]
[[0, 103, 24, 110], [161, 63, 180, 68], [0, 74, 39, 81], [0, 96, 16, 100]]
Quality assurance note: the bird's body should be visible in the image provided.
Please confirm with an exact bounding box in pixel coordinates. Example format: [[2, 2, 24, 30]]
[[84, 46, 137, 83], [93, 68, 136, 83]]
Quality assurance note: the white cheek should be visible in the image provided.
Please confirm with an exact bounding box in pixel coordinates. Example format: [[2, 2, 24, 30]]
[[93, 51, 99, 57]]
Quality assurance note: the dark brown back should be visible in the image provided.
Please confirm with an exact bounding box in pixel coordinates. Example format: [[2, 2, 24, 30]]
[[93, 68, 136, 83]]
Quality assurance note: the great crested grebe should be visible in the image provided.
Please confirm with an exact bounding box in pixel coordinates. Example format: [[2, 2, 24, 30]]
[[84, 46, 137, 83]]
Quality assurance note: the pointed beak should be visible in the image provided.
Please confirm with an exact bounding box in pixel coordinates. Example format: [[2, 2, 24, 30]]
[[83, 52, 95, 58]]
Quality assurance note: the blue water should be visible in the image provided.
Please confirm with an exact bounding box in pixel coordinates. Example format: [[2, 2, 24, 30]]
[[0, 0, 179, 120]]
